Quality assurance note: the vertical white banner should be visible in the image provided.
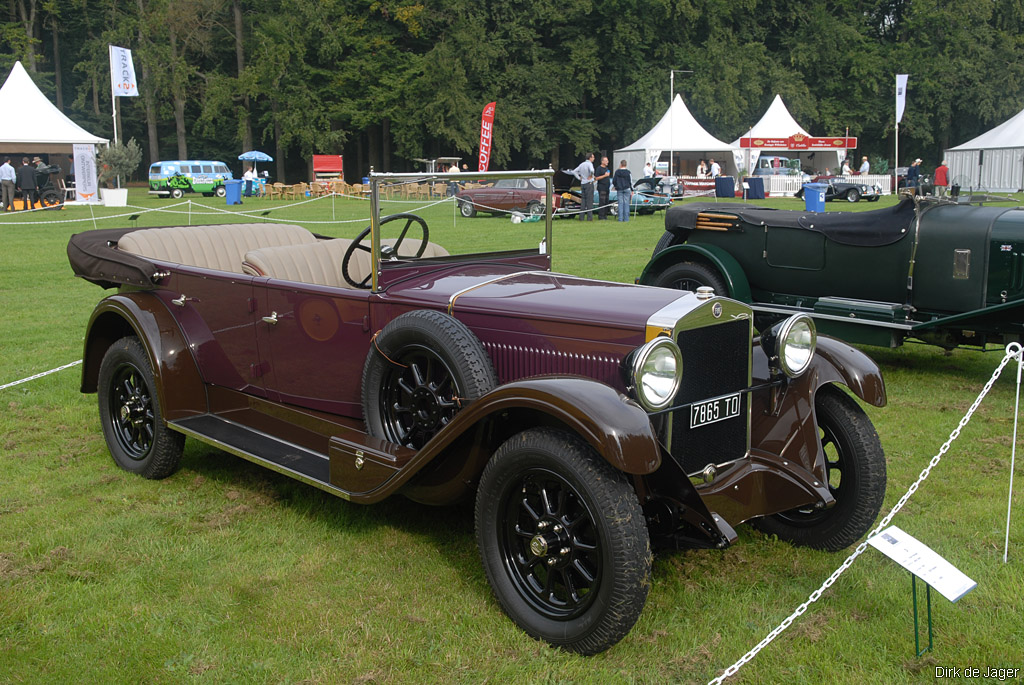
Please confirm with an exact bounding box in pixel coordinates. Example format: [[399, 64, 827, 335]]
[[109, 45, 139, 97], [895, 74, 908, 124], [73, 144, 100, 203]]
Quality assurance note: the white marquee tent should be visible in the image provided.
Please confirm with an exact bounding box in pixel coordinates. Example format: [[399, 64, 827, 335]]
[[732, 95, 845, 175], [946, 106, 1024, 192], [615, 94, 737, 177], [0, 60, 108, 155]]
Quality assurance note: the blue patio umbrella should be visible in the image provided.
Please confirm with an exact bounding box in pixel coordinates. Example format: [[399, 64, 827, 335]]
[[238, 150, 273, 162]]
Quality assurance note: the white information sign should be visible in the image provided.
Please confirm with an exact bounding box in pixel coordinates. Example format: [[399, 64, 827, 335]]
[[868, 526, 977, 603], [72, 144, 99, 203]]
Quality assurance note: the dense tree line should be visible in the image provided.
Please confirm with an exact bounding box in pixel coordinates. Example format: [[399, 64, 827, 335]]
[[4, 0, 1024, 182]]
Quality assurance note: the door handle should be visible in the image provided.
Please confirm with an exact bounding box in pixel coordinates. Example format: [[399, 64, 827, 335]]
[[262, 311, 279, 325], [171, 294, 191, 307]]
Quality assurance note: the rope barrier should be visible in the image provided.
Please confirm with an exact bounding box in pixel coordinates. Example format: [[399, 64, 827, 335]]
[[708, 342, 1024, 684], [0, 359, 82, 391]]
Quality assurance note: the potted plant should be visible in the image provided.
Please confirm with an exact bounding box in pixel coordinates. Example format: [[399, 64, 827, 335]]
[[96, 138, 142, 207]]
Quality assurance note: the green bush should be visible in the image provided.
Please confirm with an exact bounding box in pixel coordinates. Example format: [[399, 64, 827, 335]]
[[96, 139, 143, 187]]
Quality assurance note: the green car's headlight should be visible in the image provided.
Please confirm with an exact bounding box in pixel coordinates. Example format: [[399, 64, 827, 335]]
[[631, 337, 683, 411], [767, 314, 816, 377]]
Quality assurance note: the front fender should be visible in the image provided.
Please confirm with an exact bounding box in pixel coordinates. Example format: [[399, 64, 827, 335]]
[[81, 292, 207, 420], [639, 243, 752, 302]]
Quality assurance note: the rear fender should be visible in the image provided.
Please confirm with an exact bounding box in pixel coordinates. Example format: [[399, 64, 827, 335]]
[[81, 292, 207, 420], [639, 243, 752, 302]]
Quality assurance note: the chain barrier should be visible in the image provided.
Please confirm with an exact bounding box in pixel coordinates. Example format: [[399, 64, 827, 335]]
[[708, 342, 1023, 684], [0, 359, 82, 392]]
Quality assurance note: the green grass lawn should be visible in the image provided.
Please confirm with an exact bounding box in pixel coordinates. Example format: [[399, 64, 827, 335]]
[[1, 190, 1022, 683]]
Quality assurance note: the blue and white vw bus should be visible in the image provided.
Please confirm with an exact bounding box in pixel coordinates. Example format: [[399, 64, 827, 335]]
[[149, 160, 232, 199]]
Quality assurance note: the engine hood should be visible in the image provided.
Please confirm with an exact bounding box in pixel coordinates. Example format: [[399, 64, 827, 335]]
[[382, 265, 698, 333]]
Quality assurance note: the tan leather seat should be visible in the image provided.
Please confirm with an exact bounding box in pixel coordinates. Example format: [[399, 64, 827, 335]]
[[117, 223, 316, 274], [242, 238, 448, 287], [242, 239, 365, 287]]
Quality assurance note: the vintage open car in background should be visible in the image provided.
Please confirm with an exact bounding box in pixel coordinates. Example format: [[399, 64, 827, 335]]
[[640, 194, 1024, 349], [68, 170, 887, 654]]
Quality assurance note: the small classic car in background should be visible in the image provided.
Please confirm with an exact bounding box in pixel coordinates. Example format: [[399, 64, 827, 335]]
[[639, 195, 1024, 349], [794, 175, 882, 203], [608, 176, 673, 215], [69, 170, 887, 654], [456, 176, 557, 217]]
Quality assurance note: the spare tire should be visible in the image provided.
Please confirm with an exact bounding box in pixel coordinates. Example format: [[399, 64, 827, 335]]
[[362, 310, 498, 449]]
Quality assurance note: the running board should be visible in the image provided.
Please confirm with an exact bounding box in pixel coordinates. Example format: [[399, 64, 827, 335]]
[[169, 414, 350, 500], [752, 302, 916, 331]]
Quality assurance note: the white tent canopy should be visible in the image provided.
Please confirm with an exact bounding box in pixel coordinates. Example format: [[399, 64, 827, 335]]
[[615, 94, 737, 177], [946, 106, 1024, 192], [732, 94, 843, 175], [0, 61, 108, 152]]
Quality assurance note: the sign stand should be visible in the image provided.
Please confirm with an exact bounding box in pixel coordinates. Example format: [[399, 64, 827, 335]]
[[910, 573, 933, 656]]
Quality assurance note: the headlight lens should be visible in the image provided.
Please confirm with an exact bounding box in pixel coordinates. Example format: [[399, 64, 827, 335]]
[[631, 337, 683, 411], [771, 314, 816, 377]]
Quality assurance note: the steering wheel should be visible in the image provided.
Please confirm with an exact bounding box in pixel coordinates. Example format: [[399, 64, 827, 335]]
[[342, 212, 430, 289]]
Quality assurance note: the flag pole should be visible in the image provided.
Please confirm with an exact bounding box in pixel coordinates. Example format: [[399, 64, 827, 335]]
[[109, 45, 120, 189]]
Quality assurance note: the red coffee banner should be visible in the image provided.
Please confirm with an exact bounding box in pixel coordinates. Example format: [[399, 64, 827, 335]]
[[479, 102, 496, 172]]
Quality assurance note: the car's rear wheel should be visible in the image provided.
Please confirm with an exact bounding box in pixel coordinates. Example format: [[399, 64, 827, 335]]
[[170, 188, 184, 199], [459, 200, 477, 218], [846, 188, 860, 202], [650, 260, 729, 297], [362, 310, 497, 449], [527, 201, 544, 216], [753, 385, 886, 551], [98, 337, 185, 479], [215, 186, 226, 198], [475, 428, 651, 655], [39, 188, 62, 210]]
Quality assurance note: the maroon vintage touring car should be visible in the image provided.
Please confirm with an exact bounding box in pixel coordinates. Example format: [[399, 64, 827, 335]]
[[68, 170, 886, 655]]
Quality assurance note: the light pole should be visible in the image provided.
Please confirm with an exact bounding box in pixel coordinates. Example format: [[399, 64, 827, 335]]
[[669, 70, 693, 177]]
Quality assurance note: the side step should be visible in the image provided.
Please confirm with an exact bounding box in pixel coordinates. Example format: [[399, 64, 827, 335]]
[[169, 414, 350, 500]]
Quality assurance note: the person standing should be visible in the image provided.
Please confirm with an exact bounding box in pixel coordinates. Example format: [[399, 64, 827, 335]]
[[697, 159, 708, 178], [447, 161, 460, 196], [906, 158, 921, 191], [0, 157, 16, 211], [595, 156, 611, 220], [612, 160, 632, 222], [572, 153, 596, 221], [16, 157, 38, 210], [643, 162, 654, 178], [242, 165, 256, 197], [859, 156, 870, 174], [841, 158, 851, 176], [709, 158, 721, 178], [933, 159, 950, 197]]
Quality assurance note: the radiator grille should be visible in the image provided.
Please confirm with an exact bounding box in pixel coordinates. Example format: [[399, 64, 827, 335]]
[[671, 319, 750, 474]]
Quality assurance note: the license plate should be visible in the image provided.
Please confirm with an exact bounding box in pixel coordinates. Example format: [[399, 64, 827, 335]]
[[690, 393, 742, 429]]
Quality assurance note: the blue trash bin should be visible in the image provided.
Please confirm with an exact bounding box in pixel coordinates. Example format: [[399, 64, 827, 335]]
[[224, 179, 243, 205], [802, 182, 827, 213]]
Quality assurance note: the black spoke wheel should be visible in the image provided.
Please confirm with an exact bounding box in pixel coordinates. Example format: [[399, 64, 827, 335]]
[[97, 337, 184, 479], [362, 310, 496, 449], [476, 428, 651, 655], [754, 385, 886, 551], [40, 188, 63, 210], [342, 212, 429, 289], [650, 260, 729, 297]]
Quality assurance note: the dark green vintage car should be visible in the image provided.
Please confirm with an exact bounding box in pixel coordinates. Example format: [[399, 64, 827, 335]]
[[639, 195, 1024, 349]]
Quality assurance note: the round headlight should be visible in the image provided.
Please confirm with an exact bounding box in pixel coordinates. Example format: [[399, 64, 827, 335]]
[[631, 337, 683, 411], [774, 314, 816, 377]]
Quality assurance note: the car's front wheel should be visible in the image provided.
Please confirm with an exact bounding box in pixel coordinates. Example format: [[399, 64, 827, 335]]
[[753, 385, 886, 551], [650, 260, 729, 297], [97, 337, 185, 479], [846, 188, 860, 202], [475, 428, 651, 655], [170, 188, 184, 200], [215, 185, 226, 198], [459, 200, 476, 218]]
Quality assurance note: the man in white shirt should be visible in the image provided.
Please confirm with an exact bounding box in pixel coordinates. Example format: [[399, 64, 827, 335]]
[[572, 153, 596, 221], [709, 158, 721, 178], [0, 157, 16, 210], [242, 166, 256, 197], [447, 162, 460, 196], [859, 156, 870, 174]]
